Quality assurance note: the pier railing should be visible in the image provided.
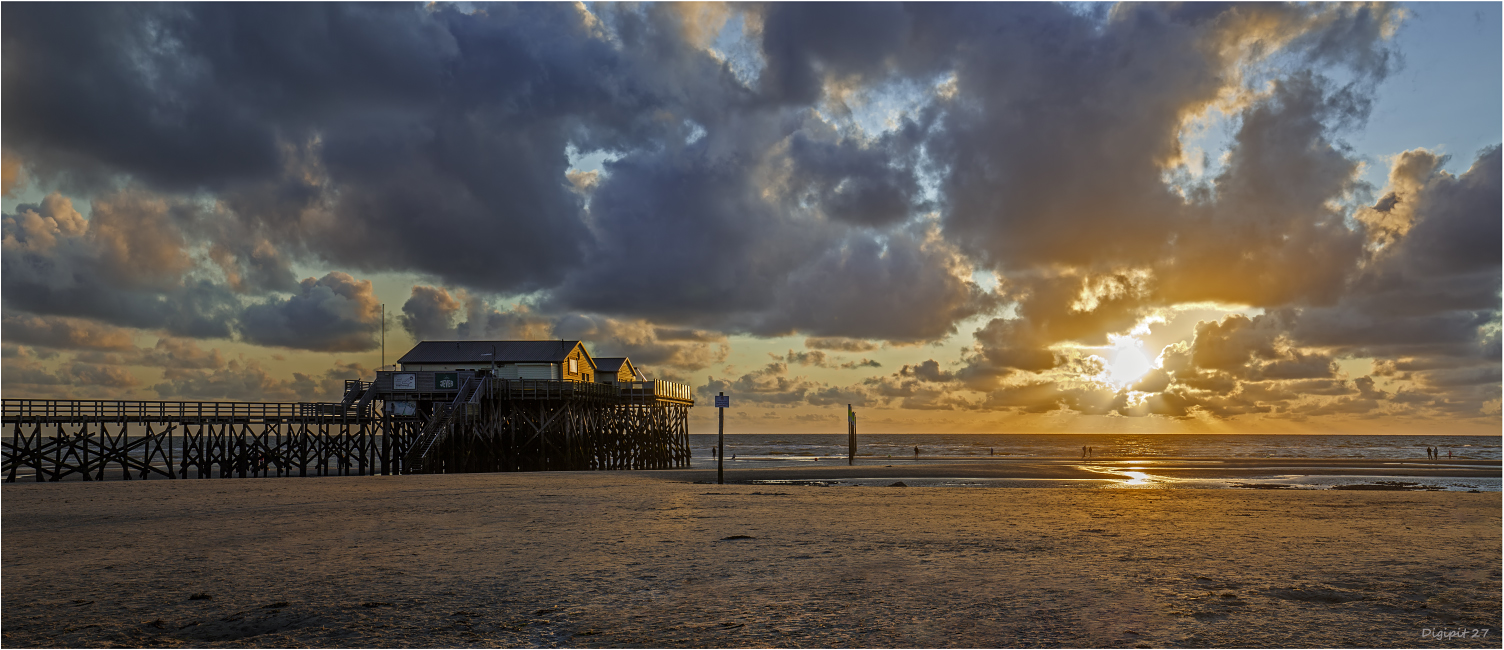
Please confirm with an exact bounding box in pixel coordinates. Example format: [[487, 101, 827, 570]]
[[619, 380, 694, 404], [1, 399, 355, 423], [480, 378, 619, 402]]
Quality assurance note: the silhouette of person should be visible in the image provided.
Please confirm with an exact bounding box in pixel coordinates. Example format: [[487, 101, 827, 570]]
[[914, 446, 920, 459], [1088, 446, 1094, 458], [1447, 449, 1452, 459], [1082, 445, 1087, 459]]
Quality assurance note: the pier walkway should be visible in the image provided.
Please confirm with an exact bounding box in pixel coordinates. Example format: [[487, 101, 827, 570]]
[[3, 377, 694, 482]]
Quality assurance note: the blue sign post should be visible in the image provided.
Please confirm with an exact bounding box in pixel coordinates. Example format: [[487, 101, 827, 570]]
[[715, 392, 728, 484]]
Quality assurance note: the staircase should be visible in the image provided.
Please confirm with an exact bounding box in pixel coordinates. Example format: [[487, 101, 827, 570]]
[[401, 376, 484, 473], [337, 380, 373, 414]]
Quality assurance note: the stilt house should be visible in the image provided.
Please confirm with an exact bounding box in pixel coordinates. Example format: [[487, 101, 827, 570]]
[[593, 357, 645, 386]]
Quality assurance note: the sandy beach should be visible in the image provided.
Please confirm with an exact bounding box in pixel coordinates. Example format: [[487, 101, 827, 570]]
[[3, 465, 1500, 648]]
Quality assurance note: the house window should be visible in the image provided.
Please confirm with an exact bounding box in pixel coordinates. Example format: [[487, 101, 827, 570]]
[[569, 358, 578, 374]]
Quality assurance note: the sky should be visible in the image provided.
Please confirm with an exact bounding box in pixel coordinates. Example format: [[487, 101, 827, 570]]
[[2, 2, 1499, 435]]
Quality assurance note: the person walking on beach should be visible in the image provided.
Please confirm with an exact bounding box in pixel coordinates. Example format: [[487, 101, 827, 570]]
[[1447, 449, 1452, 460], [1082, 445, 1087, 459], [914, 446, 920, 459]]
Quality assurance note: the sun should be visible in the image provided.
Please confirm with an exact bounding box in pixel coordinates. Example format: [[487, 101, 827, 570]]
[[1105, 335, 1154, 388]]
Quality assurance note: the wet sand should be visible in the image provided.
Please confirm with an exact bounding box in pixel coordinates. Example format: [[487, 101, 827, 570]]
[[3, 465, 1500, 648]]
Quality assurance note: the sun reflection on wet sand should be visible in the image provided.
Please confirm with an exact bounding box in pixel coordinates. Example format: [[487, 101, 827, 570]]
[[1121, 470, 1153, 486]]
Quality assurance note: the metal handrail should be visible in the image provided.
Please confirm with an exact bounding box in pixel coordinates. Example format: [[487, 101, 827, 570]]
[[404, 376, 483, 469], [2, 399, 357, 422]]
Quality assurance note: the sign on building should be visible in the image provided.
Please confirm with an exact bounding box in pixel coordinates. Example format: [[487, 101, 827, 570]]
[[436, 373, 458, 390], [394, 373, 416, 391]]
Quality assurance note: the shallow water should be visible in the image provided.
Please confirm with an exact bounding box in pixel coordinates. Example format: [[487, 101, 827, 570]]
[[746, 473, 1502, 492], [691, 432, 1502, 463], [695, 433, 1503, 491]]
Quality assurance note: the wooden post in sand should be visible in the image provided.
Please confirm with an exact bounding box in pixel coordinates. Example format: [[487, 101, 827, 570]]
[[847, 404, 855, 465], [715, 392, 728, 484]]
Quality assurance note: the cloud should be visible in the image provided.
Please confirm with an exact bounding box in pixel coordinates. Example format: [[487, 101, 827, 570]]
[[238, 272, 382, 352], [399, 285, 466, 341], [1, 313, 136, 351], [781, 349, 881, 370], [399, 285, 729, 371], [1, 345, 142, 398], [960, 319, 1060, 390], [1, 150, 22, 196], [70, 337, 228, 371], [2, 189, 243, 338], [0, 2, 1493, 424], [699, 362, 817, 405], [783, 131, 921, 227], [805, 337, 878, 352], [154, 358, 372, 402]]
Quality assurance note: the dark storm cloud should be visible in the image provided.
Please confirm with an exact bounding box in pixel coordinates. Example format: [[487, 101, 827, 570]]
[[753, 225, 999, 340], [11, 0, 992, 339], [2, 4, 283, 191], [1287, 147, 1501, 396], [4, 2, 692, 295], [784, 130, 923, 228], [546, 108, 994, 339], [756, 2, 916, 105], [238, 272, 382, 352]]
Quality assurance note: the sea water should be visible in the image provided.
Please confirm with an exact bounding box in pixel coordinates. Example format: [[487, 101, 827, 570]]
[[689, 433, 1502, 491], [688, 433, 1502, 464]]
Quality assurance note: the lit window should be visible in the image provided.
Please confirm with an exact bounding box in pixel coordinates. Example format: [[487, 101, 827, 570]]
[[569, 358, 578, 374]]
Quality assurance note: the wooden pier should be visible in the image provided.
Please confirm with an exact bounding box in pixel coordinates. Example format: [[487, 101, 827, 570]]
[[3, 377, 693, 482], [395, 375, 693, 474]]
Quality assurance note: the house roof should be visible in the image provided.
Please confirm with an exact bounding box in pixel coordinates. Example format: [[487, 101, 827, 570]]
[[594, 357, 631, 373], [398, 341, 595, 368]]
